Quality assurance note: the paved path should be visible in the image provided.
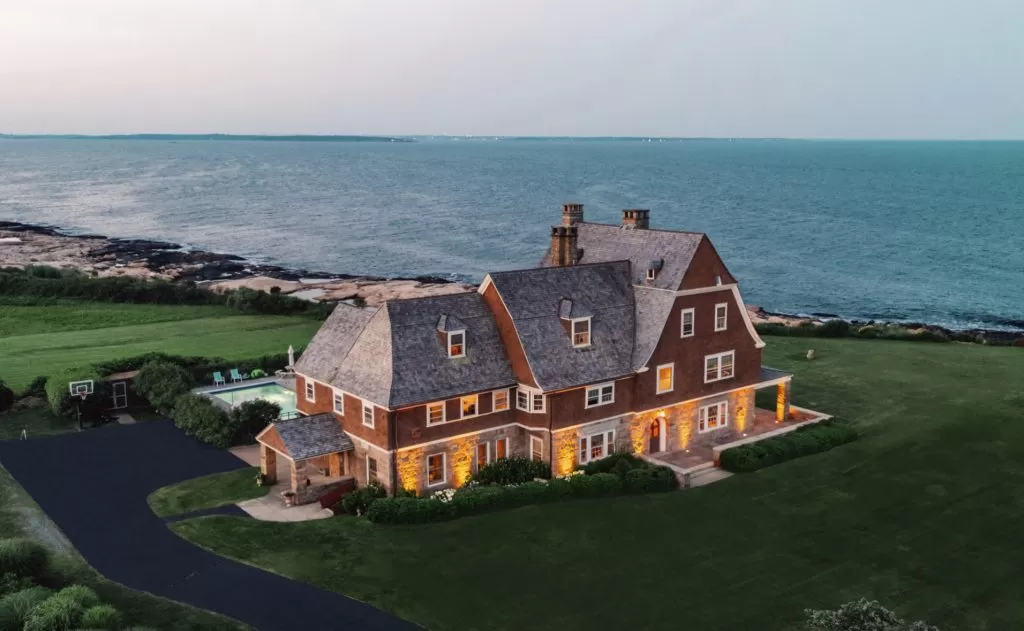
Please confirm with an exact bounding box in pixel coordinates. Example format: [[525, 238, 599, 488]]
[[0, 420, 416, 631]]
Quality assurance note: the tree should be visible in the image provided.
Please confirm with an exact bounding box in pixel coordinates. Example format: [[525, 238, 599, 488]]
[[805, 599, 939, 631], [134, 361, 195, 414], [230, 400, 280, 444], [0, 381, 14, 413], [171, 394, 235, 448]]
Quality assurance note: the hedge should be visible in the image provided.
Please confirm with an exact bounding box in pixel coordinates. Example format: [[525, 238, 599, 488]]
[[719, 421, 858, 473], [0, 587, 52, 631], [93, 350, 301, 387], [171, 394, 234, 448], [0, 539, 50, 581], [754, 321, 992, 344], [470, 457, 550, 485], [134, 361, 194, 414], [578, 452, 649, 476]]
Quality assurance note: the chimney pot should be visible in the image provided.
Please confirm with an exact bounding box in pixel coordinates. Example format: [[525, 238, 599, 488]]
[[550, 224, 579, 266], [562, 203, 584, 226], [622, 209, 650, 229]]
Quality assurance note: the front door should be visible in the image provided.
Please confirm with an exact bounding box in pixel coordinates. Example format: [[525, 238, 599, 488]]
[[649, 418, 661, 453], [112, 382, 128, 410]]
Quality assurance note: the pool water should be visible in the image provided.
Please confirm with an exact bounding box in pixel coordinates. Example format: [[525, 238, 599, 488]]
[[211, 383, 298, 419]]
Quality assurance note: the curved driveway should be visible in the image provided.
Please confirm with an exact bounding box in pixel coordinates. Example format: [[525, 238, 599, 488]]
[[0, 420, 416, 631]]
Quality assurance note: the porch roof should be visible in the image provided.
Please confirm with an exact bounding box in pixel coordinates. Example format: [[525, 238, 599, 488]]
[[760, 366, 792, 382], [258, 413, 354, 461]]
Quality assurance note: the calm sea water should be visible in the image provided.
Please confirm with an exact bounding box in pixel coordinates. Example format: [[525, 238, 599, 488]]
[[0, 138, 1021, 331]]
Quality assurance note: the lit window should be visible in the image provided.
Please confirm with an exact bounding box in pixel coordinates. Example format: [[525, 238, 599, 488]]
[[495, 437, 508, 460], [699, 401, 729, 432], [332, 390, 344, 414], [531, 436, 544, 462], [366, 456, 378, 483], [426, 452, 446, 486], [362, 401, 375, 428], [476, 442, 490, 470], [646, 267, 656, 280], [304, 380, 315, 402], [578, 430, 615, 464], [704, 351, 735, 383], [571, 318, 591, 347], [656, 364, 674, 394], [448, 330, 465, 358], [681, 308, 695, 338], [584, 383, 614, 408], [715, 303, 728, 331], [493, 390, 509, 412], [461, 395, 478, 417], [426, 402, 445, 425]]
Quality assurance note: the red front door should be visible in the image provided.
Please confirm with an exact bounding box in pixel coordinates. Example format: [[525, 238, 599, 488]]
[[649, 419, 661, 453]]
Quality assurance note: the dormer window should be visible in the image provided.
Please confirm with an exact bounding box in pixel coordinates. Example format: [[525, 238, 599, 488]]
[[645, 268, 655, 280], [646, 258, 663, 282], [571, 317, 591, 347], [448, 330, 465, 358]]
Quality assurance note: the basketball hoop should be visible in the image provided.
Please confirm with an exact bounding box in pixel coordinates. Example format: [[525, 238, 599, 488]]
[[68, 380, 94, 431]]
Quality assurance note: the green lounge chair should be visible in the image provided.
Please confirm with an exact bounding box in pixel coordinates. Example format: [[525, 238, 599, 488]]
[[230, 368, 247, 383], [213, 371, 226, 386]]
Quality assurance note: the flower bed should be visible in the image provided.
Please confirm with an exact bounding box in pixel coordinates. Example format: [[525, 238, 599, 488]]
[[718, 420, 858, 473]]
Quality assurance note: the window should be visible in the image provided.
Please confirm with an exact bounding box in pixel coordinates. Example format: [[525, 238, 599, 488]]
[[715, 303, 728, 331], [680, 308, 695, 338], [578, 430, 615, 464], [584, 383, 615, 408], [332, 390, 344, 414], [362, 401, 375, 428], [426, 452, 446, 486], [704, 351, 735, 383], [516, 387, 545, 413], [426, 402, 445, 426], [304, 380, 315, 402], [571, 317, 591, 347], [699, 401, 729, 432], [714, 275, 722, 286], [461, 394, 478, 418], [493, 389, 509, 412], [366, 456, 378, 483], [646, 267, 656, 280], [531, 436, 544, 462], [495, 437, 508, 460], [656, 363, 674, 394], [476, 442, 490, 470], [448, 330, 465, 358]]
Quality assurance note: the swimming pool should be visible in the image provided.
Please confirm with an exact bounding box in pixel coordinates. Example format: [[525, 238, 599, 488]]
[[210, 382, 298, 419]]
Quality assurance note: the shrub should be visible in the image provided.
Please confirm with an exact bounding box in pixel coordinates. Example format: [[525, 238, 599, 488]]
[[719, 421, 858, 473], [22, 594, 85, 631], [0, 587, 52, 631], [818, 319, 851, 337], [53, 584, 100, 609], [340, 481, 387, 515], [365, 497, 451, 524], [804, 598, 939, 630], [19, 376, 48, 399], [44, 368, 100, 417], [578, 452, 648, 476], [470, 457, 550, 485], [0, 571, 34, 597], [80, 604, 123, 630], [0, 538, 50, 581], [0, 381, 13, 413], [171, 394, 235, 448], [134, 361, 195, 413], [624, 466, 678, 493], [230, 399, 280, 444]]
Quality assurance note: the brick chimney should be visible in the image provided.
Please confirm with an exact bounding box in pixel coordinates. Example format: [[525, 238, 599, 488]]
[[562, 203, 584, 226], [622, 209, 650, 229], [550, 225, 580, 266]]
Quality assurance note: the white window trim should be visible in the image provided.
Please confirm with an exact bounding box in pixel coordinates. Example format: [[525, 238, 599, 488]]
[[714, 303, 728, 332], [645, 267, 655, 280], [304, 380, 316, 403], [578, 430, 616, 464], [571, 317, 592, 348], [584, 382, 615, 409], [530, 435, 544, 461], [476, 441, 490, 470], [332, 388, 345, 414], [680, 308, 695, 338], [492, 389, 510, 412], [704, 350, 736, 383], [699, 401, 729, 433], [362, 400, 375, 428], [460, 394, 479, 419], [495, 437, 510, 460], [365, 454, 378, 483], [425, 401, 446, 426], [447, 329, 466, 358], [656, 363, 675, 394], [426, 452, 447, 487], [516, 385, 546, 413]]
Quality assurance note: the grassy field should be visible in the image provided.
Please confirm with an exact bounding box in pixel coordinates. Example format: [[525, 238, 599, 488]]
[[148, 467, 268, 517], [0, 302, 321, 390], [173, 338, 1024, 631]]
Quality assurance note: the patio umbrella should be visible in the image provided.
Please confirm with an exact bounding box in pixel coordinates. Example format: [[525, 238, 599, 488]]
[[287, 345, 295, 369]]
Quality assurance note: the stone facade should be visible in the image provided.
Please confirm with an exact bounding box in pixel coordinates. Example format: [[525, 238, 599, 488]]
[[395, 425, 529, 494], [551, 414, 633, 476], [349, 438, 394, 493]]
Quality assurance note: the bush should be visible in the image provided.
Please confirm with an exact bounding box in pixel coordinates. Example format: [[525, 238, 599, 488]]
[[171, 394, 235, 448], [578, 452, 648, 476], [340, 481, 387, 515], [470, 457, 550, 485], [44, 368, 101, 417], [53, 584, 100, 609], [0, 381, 13, 413], [804, 598, 939, 630], [720, 421, 858, 473], [0, 587, 52, 631], [80, 604, 123, 629], [0, 571, 34, 597], [624, 466, 678, 493], [134, 361, 195, 414], [230, 400, 280, 444], [22, 594, 85, 631], [0, 539, 50, 581], [94, 351, 300, 387], [818, 319, 851, 338], [19, 376, 48, 399]]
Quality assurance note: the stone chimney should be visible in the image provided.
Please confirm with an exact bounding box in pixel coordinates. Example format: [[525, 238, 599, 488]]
[[550, 225, 580, 267], [562, 203, 584, 226], [622, 209, 650, 229]]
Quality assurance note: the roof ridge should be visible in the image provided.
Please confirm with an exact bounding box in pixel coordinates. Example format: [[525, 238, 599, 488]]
[[379, 290, 475, 305], [491, 258, 631, 276], [580, 221, 707, 236]]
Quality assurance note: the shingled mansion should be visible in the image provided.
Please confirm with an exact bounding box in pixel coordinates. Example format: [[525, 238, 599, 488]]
[[256, 204, 822, 500]]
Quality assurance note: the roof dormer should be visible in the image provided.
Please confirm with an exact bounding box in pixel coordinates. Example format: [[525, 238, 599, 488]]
[[558, 299, 592, 348], [436, 314, 467, 358], [646, 258, 664, 281]]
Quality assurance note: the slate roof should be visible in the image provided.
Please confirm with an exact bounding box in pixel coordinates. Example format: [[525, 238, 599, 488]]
[[487, 261, 635, 391], [271, 413, 354, 460], [540, 222, 705, 290], [295, 293, 516, 408], [632, 285, 678, 370]]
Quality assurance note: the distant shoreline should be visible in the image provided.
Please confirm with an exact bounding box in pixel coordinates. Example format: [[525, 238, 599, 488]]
[[0, 133, 412, 143], [2, 134, 1021, 143]]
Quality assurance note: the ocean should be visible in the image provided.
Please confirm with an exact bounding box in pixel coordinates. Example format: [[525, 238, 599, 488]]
[[0, 138, 1021, 331]]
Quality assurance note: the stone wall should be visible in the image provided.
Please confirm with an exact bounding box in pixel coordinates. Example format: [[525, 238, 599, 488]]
[[349, 438, 393, 493], [395, 425, 527, 494], [551, 415, 633, 476]]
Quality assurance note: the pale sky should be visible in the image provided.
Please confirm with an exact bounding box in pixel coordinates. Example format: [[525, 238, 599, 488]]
[[1, 0, 1021, 138]]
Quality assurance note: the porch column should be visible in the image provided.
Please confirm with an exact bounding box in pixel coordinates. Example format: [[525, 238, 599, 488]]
[[776, 381, 791, 422], [260, 444, 277, 484], [290, 459, 301, 493], [329, 452, 343, 477]]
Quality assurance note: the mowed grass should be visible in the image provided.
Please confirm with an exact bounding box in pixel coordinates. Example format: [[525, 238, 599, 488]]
[[0, 302, 321, 390], [148, 467, 268, 517], [173, 338, 1024, 631]]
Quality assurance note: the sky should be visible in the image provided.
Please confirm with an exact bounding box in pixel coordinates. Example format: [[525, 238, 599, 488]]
[[0, 0, 1022, 139]]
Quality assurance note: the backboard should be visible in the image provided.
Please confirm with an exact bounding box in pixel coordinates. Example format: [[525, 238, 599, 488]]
[[68, 380, 95, 397]]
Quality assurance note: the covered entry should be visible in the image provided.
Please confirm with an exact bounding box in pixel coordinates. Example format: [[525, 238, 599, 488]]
[[256, 413, 356, 506]]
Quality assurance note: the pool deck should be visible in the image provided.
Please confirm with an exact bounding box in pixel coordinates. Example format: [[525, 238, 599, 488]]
[[195, 375, 298, 417]]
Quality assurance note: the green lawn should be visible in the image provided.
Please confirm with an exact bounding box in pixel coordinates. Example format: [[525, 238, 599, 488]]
[[0, 406, 77, 440], [148, 467, 269, 517], [173, 338, 1024, 631], [0, 302, 321, 390]]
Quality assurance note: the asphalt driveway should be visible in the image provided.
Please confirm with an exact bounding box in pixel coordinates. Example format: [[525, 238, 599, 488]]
[[0, 420, 416, 631]]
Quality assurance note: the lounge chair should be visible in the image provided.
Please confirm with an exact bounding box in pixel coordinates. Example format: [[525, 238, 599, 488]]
[[213, 371, 226, 386], [230, 368, 247, 383]]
